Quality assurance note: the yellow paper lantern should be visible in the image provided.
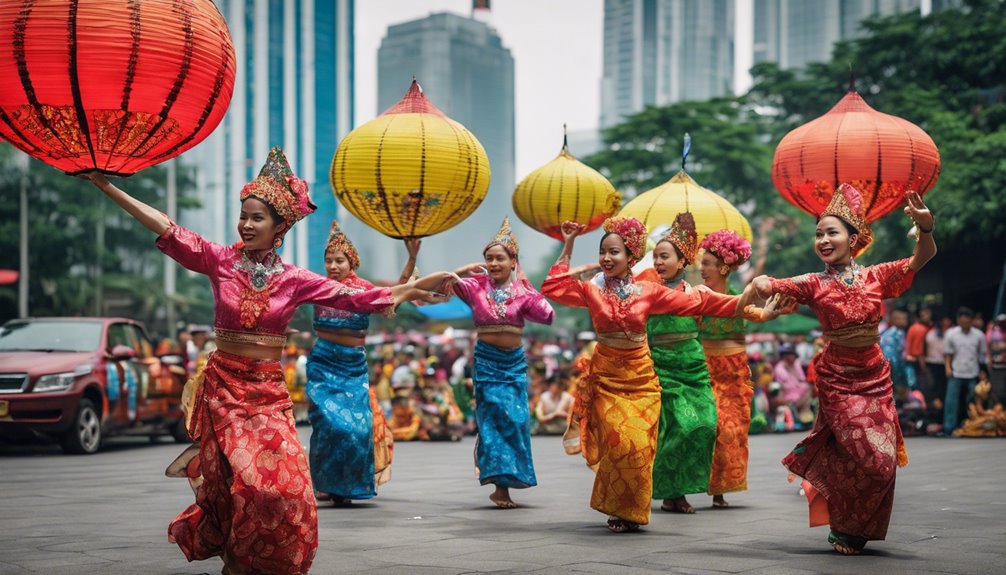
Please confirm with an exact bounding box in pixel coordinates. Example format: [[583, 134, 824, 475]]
[[619, 170, 752, 246], [511, 130, 621, 240], [331, 80, 490, 238]]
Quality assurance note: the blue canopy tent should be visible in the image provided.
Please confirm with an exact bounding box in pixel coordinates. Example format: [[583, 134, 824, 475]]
[[411, 296, 472, 321]]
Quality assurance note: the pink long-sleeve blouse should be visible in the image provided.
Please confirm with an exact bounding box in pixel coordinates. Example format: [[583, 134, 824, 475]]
[[452, 275, 554, 331], [156, 225, 394, 344]]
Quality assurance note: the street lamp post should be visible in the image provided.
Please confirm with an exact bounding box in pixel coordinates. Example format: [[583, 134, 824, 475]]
[[16, 153, 29, 318]]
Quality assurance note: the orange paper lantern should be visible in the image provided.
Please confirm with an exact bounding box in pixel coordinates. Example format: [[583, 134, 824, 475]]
[[772, 91, 940, 223], [0, 0, 235, 176]]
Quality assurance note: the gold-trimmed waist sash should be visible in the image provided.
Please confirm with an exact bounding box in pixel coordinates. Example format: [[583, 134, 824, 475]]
[[823, 322, 880, 348], [700, 338, 747, 356], [214, 327, 286, 348], [596, 331, 648, 349], [649, 332, 698, 348]]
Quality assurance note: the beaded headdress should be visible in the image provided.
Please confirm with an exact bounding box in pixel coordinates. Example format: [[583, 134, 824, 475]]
[[602, 216, 648, 266], [659, 212, 698, 265], [240, 147, 316, 233], [700, 229, 751, 267], [484, 216, 519, 259], [820, 183, 873, 256], [326, 219, 360, 270]]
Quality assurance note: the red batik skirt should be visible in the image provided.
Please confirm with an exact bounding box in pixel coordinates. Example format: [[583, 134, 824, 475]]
[[783, 343, 908, 541], [166, 350, 317, 575]]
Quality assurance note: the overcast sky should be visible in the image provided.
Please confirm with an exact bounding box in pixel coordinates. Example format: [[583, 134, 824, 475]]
[[355, 0, 605, 181], [356, 0, 754, 180]]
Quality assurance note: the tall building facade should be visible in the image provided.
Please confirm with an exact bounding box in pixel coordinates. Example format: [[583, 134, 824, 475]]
[[600, 0, 735, 128], [753, 0, 924, 69], [356, 12, 527, 280], [181, 0, 354, 274]]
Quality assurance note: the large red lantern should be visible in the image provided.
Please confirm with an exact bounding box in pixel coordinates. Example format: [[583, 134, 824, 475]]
[[772, 91, 940, 223], [0, 0, 235, 176]]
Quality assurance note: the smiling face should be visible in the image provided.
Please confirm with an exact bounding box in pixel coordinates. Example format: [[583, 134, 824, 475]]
[[815, 215, 857, 266], [483, 244, 515, 284], [652, 240, 684, 281], [324, 248, 353, 281], [238, 197, 286, 251], [598, 233, 631, 278], [699, 251, 729, 283]]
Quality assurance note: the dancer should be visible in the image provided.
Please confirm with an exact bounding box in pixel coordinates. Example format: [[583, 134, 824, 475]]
[[452, 217, 555, 509], [752, 185, 936, 555], [84, 148, 452, 575], [307, 220, 420, 506], [541, 218, 751, 533], [641, 214, 782, 515], [698, 228, 785, 508]]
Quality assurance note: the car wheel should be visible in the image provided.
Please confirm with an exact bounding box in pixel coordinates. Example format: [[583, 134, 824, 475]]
[[171, 418, 191, 444], [61, 399, 102, 454]]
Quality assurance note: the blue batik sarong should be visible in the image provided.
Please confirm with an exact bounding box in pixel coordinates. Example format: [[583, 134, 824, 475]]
[[473, 340, 537, 488], [306, 338, 375, 499]]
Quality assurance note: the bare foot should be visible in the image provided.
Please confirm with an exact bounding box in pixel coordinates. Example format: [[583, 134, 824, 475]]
[[331, 496, 352, 507], [712, 495, 729, 508], [832, 542, 861, 555], [606, 516, 640, 533], [828, 530, 866, 555], [490, 486, 517, 509], [660, 496, 695, 514], [315, 491, 332, 501]]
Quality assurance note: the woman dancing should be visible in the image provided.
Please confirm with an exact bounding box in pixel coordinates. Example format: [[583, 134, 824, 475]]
[[307, 220, 420, 506], [85, 148, 451, 575], [452, 217, 555, 509], [698, 229, 783, 508], [541, 218, 750, 533], [752, 184, 936, 554], [641, 214, 782, 514]]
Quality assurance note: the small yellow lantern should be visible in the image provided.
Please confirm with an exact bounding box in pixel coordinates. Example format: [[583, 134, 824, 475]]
[[330, 79, 491, 238], [511, 128, 621, 241], [619, 170, 752, 246]]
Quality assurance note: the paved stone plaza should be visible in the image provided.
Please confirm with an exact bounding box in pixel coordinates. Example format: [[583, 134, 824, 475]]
[[1, 430, 1003, 574]]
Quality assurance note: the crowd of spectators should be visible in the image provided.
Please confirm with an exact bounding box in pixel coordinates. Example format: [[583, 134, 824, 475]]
[[156, 304, 1006, 442]]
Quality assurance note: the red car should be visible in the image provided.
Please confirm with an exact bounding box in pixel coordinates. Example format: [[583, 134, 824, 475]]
[[0, 317, 188, 454]]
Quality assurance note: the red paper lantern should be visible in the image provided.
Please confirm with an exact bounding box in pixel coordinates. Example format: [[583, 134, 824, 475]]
[[0, 0, 235, 176], [772, 91, 940, 223]]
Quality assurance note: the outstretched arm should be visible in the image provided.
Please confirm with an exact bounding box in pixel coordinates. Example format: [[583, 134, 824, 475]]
[[85, 172, 171, 235], [905, 191, 936, 272], [396, 239, 421, 285]]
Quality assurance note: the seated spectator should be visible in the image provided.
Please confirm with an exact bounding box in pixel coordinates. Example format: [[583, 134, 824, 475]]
[[773, 343, 814, 426], [953, 370, 1006, 437], [534, 373, 574, 435], [390, 396, 422, 441], [416, 380, 463, 442]]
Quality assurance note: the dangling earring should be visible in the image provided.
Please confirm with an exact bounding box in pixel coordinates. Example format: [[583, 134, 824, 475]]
[[273, 237, 283, 249], [720, 268, 729, 276]]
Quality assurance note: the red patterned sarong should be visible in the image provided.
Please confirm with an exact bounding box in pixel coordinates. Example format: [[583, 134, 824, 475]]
[[783, 343, 907, 541], [166, 350, 317, 574]]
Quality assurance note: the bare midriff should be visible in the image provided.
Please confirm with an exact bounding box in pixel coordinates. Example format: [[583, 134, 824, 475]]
[[215, 340, 283, 360], [478, 330, 523, 350], [316, 327, 366, 348]]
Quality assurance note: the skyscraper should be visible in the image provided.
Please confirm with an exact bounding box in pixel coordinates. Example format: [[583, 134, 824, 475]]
[[753, 0, 924, 70], [355, 10, 527, 280], [181, 0, 354, 274], [600, 0, 735, 128]]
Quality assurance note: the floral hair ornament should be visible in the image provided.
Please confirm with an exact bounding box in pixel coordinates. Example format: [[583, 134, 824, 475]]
[[484, 216, 519, 259], [820, 182, 873, 257], [700, 229, 752, 267], [240, 147, 316, 235], [659, 211, 699, 265], [602, 216, 648, 266], [326, 219, 361, 270]]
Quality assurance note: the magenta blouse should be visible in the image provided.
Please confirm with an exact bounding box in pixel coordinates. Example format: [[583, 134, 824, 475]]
[[452, 276, 554, 330], [156, 225, 394, 341]]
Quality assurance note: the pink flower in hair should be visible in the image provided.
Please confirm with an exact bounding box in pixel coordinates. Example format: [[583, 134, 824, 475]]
[[699, 229, 751, 266]]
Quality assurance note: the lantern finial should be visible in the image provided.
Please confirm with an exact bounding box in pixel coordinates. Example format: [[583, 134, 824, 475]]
[[682, 132, 692, 171], [562, 123, 569, 154], [848, 63, 856, 93]]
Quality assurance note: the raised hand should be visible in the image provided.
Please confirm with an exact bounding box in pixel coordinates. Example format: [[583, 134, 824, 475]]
[[903, 191, 934, 232], [404, 238, 422, 259], [456, 262, 487, 276], [560, 220, 587, 243]]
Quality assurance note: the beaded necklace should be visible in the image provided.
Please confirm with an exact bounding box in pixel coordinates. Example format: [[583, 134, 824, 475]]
[[234, 249, 284, 329], [486, 279, 515, 320], [826, 260, 860, 287]]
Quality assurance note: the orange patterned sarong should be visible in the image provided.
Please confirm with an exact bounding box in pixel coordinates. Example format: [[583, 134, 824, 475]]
[[370, 386, 394, 486], [705, 351, 753, 495], [573, 343, 661, 525]]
